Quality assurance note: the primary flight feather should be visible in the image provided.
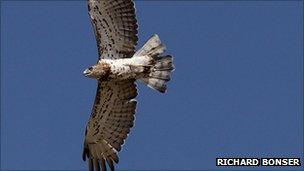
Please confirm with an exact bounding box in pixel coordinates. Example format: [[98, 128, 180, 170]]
[[82, 1, 175, 171]]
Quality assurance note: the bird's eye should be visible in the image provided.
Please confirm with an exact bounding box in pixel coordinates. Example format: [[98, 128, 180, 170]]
[[89, 67, 93, 70]]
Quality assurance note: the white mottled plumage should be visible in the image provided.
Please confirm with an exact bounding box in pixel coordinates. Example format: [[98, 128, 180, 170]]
[[82, 1, 174, 171], [100, 55, 152, 80]]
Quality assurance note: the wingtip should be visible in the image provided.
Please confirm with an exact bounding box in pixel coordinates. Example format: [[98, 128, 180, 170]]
[[82, 148, 88, 161], [107, 159, 115, 171]]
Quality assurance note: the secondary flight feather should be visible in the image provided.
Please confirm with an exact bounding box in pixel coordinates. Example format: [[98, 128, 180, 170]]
[[82, 1, 175, 171]]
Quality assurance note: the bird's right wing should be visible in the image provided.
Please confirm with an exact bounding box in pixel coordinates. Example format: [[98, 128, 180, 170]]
[[83, 80, 137, 171]]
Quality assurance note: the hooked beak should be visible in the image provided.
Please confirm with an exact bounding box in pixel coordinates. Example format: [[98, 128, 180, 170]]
[[83, 69, 90, 77]]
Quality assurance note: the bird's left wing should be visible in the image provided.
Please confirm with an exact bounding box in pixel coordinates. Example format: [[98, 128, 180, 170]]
[[88, 0, 139, 60], [83, 80, 137, 171]]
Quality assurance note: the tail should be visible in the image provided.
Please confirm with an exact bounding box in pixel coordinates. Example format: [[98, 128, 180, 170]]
[[135, 34, 174, 93]]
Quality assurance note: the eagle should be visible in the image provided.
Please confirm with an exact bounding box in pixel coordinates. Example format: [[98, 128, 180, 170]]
[[82, 0, 174, 171]]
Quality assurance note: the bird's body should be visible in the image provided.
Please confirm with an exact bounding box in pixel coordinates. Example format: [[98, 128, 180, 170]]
[[89, 55, 153, 81], [82, 0, 175, 171]]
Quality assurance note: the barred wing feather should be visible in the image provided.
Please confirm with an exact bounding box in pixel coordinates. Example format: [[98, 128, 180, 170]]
[[83, 80, 137, 171], [88, 0, 139, 60]]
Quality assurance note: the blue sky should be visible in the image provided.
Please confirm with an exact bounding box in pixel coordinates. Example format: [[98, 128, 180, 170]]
[[1, 0, 303, 170]]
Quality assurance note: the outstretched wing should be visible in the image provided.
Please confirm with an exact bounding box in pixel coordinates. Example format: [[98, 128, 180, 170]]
[[83, 80, 137, 171], [88, 0, 139, 60]]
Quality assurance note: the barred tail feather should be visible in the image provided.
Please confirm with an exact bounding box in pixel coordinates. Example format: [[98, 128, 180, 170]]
[[137, 34, 174, 93], [134, 34, 165, 57]]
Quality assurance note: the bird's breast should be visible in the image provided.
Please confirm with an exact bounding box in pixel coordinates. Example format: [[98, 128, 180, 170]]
[[101, 59, 137, 80]]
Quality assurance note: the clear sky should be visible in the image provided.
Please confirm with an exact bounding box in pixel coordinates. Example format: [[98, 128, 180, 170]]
[[1, 0, 303, 170]]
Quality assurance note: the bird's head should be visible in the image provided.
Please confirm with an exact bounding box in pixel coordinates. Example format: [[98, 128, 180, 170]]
[[83, 63, 111, 80]]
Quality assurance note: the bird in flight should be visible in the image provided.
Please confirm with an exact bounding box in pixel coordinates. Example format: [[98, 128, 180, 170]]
[[82, 0, 174, 171]]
